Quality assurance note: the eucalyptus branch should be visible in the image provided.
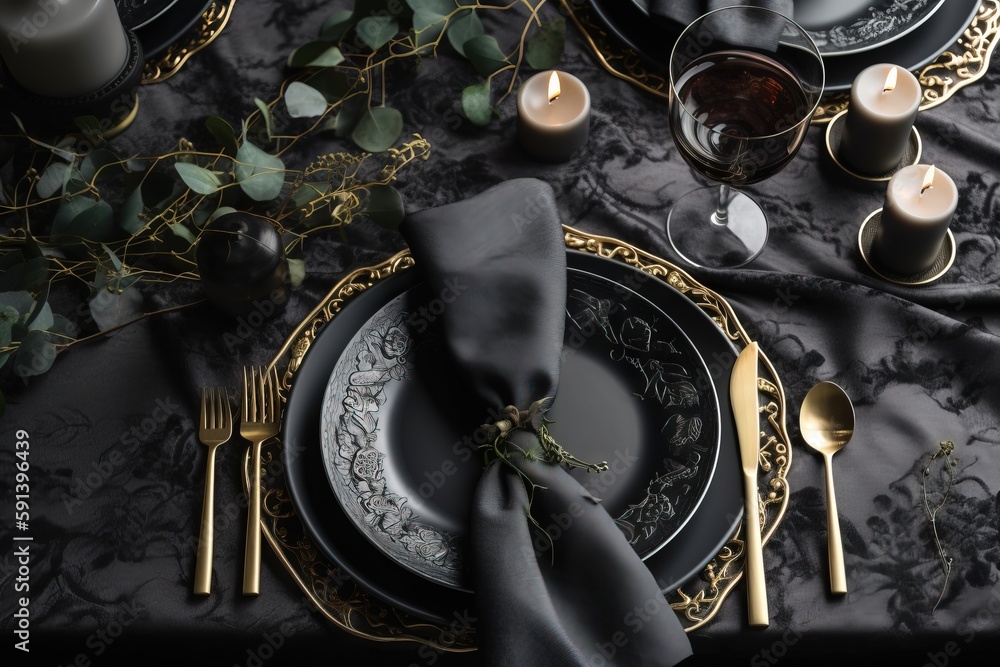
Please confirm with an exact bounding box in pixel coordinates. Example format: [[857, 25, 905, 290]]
[[53, 298, 206, 350]]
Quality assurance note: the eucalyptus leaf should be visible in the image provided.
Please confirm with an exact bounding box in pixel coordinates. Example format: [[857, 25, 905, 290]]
[[446, 9, 483, 57], [13, 329, 56, 378], [210, 206, 238, 222], [12, 114, 74, 161], [362, 184, 405, 230], [73, 115, 104, 140], [287, 41, 345, 68], [0, 305, 19, 347], [287, 257, 305, 288], [351, 107, 404, 153], [102, 244, 123, 271], [0, 252, 49, 292], [0, 291, 34, 315], [464, 35, 509, 76], [49, 313, 77, 338], [37, 162, 71, 199], [291, 182, 331, 209], [175, 162, 222, 195], [408, 0, 456, 49], [118, 186, 147, 235], [526, 19, 566, 70], [332, 95, 368, 138], [206, 115, 239, 154], [461, 80, 492, 126], [53, 199, 116, 243], [27, 300, 53, 332], [254, 98, 273, 141], [235, 141, 286, 201], [89, 287, 144, 333], [306, 69, 350, 103], [357, 15, 399, 50], [169, 223, 196, 246], [285, 82, 329, 119], [80, 149, 122, 183], [320, 9, 355, 41]]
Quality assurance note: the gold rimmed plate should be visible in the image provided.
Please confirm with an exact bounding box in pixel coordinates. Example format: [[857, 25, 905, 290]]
[[318, 254, 728, 591], [249, 226, 793, 648]]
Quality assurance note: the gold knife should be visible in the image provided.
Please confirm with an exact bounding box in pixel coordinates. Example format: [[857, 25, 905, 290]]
[[730, 341, 769, 628]]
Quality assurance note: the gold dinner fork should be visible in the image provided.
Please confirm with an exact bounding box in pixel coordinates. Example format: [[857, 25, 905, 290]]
[[241, 365, 282, 596], [194, 387, 232, 596]]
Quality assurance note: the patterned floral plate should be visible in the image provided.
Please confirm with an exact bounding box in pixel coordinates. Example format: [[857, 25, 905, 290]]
[[627, 0, 947, 57], [318, 251, 729, 591]]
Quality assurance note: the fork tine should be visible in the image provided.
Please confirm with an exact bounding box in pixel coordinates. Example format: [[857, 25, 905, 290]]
[[201, 388, 208, 431], [242, 367, 250, 422], [269, 366, 280, 423], [220, 388, 231, 428], [214, 388, 223, 430]]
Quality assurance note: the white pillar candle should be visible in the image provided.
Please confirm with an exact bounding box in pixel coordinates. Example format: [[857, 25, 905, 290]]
[[838, 64, 921, 175], [517, 70, 591, 163], [875, 164, 957, 274], [0, 0, 130, 98]]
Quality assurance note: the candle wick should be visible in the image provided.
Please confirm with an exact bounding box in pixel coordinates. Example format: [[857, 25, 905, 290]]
[[549, 95, 560, 104], [921, 184, 932, 196]]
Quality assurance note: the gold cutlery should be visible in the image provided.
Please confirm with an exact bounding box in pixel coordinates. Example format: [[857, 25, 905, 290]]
[[730, 341, 769, 628], [800, 381, 855, 595], [194, 387, 233, 596], [241, 365, 282, 596]]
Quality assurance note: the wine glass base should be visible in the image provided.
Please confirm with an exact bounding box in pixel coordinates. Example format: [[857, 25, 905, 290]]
[[667, 187, 769, 269]]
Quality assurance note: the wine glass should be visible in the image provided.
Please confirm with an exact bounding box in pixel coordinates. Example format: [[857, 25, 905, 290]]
[[666, 6, 824, 269]]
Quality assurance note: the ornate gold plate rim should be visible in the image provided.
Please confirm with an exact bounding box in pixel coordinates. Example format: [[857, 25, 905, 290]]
[[141, 0, 237, 84], [561, 0, 999, 124], [242, 226, 792, 650]]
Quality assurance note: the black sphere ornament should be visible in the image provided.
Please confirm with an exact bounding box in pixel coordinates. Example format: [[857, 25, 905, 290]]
[[196, 212, 290, 319]]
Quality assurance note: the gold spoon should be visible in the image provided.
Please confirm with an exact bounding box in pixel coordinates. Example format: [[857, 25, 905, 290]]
[[800, 381, 855, 595]]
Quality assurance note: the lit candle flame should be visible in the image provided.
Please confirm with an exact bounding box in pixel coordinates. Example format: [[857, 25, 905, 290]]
[[883, 66, 898, 93], [548, 71, 561, 103], [921, 165, 936, 195]]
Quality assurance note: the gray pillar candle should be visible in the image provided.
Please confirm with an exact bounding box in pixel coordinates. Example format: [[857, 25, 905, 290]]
[[875, 164, 957, 274], [0, 0, 130, 98], [517, 70, 591, 163], [838, 64, 921, 175]]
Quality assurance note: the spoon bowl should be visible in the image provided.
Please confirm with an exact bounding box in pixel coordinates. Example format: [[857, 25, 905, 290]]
[[800, 381, 855, 595]]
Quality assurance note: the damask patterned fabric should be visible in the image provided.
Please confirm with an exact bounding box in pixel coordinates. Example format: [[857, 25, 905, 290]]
[[2, 1, 998, 665]]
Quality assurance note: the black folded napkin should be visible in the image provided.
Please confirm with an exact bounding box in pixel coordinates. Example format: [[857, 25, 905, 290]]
[[648, 0, 793, 26], [401, 178, 692, 667]]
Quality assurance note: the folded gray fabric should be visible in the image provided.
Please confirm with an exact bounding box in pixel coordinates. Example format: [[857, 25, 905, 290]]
[[400, 178, 693, 667]]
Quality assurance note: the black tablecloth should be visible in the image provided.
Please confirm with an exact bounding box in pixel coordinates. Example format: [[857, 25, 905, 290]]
[[3, 1, 999, 665]]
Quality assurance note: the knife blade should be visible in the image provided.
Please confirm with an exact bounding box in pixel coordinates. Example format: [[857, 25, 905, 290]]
[[730, 341, 769, 628]]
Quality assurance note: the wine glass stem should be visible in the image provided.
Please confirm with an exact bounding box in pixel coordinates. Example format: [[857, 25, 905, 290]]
[[711, 183, 731, 226]]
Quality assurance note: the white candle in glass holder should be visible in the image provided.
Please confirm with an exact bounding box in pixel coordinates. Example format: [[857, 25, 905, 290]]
[[0, 0, 130, 98], [875, 164, 958, 274]]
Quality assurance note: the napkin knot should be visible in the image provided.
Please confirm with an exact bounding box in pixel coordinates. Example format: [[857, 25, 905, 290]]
[[479, 397, 609, 474]]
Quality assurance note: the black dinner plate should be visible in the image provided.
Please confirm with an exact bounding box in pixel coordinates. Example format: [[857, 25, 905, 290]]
[[590, 0, 981, 92], [117, 0, 182, 30], [133, 0, 213, 58], [628, 0, 948, 57], [282, 249, 743, 624], [319, 255, 724, 591]]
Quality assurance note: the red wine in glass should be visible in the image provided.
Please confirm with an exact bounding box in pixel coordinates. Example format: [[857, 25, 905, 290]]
[[670, 50, 812, 186]]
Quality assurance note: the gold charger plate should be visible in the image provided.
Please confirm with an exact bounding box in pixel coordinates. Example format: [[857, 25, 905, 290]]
[[562, 0, 1000, 123], [242, 226, 792, 649]]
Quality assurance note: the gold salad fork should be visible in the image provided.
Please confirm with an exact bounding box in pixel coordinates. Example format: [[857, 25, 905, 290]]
[[241, 366, 281, 596], [194, 387, 232, 596]]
